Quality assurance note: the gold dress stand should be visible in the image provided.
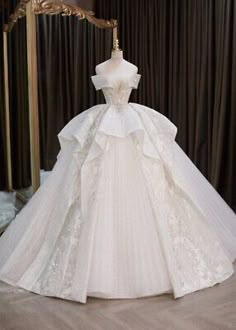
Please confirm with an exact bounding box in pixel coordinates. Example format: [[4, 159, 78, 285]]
[[3, 0, 118, 200]]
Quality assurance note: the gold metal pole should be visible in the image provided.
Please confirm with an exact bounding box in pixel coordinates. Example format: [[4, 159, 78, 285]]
[[3, 29, 13, 192], [26, 2, 40, 192], [112, 20, 120, 50]]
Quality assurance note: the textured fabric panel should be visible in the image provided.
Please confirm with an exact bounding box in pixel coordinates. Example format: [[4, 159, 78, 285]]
[[0, 101, 235, 303]]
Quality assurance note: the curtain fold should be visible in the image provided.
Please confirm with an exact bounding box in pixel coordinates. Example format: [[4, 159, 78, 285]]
[[8, 18, 31, 188], [36, 15, 113, 169], [0, 8, 6, 190]]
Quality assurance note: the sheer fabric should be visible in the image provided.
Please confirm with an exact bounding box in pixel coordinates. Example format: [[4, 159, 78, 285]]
[[0, 72, 235, 303]]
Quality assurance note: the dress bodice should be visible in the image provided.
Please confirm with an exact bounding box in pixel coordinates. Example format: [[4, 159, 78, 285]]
[[91, 73, 141, 105]]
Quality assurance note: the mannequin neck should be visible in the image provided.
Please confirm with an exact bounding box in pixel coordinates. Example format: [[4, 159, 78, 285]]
[[111, 49, 123, 60]]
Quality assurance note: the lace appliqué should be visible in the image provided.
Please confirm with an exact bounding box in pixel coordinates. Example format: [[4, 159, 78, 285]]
[[31, 113, 106, 300], [139, 154, 233, 297], [31, 199, 82, 299]]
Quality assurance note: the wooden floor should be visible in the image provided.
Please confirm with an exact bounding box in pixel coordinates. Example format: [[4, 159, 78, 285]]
[[0, 267, 236, 330]]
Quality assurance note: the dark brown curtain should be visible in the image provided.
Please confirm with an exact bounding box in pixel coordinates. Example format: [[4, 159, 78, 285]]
[[95, 0, 236, 209], [0, 1, 31, 189], [36, 15, 113, 169], [0, 7, 6, 190], [7, 18, 31, 188]]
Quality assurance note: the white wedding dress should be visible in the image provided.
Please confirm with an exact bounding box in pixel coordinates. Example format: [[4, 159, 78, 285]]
[[0, 69, 236, 304]]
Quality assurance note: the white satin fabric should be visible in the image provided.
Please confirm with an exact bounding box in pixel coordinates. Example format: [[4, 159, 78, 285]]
[[0, 73, 235, 303]]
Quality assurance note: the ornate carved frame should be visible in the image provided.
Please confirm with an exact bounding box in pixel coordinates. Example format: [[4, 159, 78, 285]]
[[4, 0, 117, 32], [3, 0, 117, 201]]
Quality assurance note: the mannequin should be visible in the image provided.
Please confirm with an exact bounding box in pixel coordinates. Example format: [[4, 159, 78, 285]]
[[95, 38, 137, 77]]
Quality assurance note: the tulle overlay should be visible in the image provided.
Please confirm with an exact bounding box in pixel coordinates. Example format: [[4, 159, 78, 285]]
[[0, 102, 236, 303]]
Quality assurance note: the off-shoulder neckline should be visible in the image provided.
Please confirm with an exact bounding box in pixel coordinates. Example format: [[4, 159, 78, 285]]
[[91, 73, 141, 80]]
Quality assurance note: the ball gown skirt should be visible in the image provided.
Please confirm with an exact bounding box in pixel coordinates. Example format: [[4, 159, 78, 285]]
[[0, 73, 236, 304]]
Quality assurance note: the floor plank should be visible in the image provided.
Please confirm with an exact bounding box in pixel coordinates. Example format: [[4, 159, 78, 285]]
[[0, 267, 235, 330]]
